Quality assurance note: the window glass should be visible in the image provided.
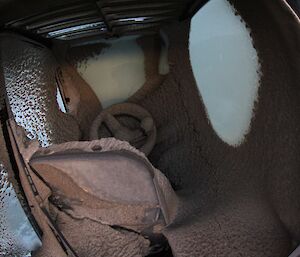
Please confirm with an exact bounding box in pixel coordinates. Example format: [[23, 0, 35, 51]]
[[189, 0, 260, 145], [0, 164, 41, 257]]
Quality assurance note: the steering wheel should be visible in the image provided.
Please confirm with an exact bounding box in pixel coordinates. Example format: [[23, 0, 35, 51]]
[[90, 103, 156, 155]]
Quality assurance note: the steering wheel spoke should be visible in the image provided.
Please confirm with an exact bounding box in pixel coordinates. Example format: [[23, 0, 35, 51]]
[[104, 113, 123, 134]]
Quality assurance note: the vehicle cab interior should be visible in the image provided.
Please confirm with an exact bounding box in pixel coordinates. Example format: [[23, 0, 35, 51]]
[[0, 0, 300, 256]]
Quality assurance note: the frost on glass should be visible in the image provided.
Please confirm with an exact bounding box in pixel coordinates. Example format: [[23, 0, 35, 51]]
[[0, 35, 79, 147], [0, 164, 41, 257], [189, 0, 261, 146]]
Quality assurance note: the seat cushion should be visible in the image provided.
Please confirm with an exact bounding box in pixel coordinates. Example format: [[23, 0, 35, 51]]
[[29, 138, 178, 255]]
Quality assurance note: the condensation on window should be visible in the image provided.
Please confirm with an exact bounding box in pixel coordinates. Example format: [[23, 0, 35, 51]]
[[0, 164, 42, 257]]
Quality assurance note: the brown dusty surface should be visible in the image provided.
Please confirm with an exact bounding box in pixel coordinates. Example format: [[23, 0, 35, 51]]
[[0, 0, 300, 256], [31, 139, 169, 257], [125, 1, 300, 256], [31, 2, 300, 255], [58, 63, 102, 140], [54, 206, 150, 257]]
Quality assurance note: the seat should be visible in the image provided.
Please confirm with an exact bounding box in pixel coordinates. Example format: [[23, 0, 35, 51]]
[[29, 138, 178, 256]]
